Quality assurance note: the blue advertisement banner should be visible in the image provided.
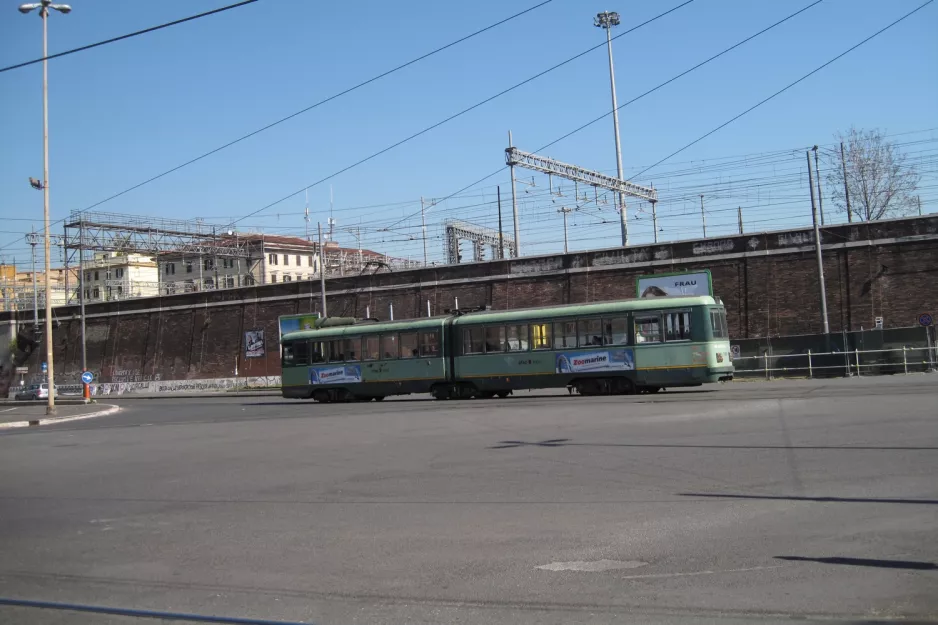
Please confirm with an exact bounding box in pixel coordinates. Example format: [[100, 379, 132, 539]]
[[309, 364, 362, 385], [555, 349, 634, 374]]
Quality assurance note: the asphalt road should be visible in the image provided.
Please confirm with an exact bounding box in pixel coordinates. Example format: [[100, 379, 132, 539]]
[[1, 376, 936, 624]]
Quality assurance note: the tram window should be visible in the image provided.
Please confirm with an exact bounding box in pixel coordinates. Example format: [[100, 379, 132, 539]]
[[463, 328, 484, 354], [309, 342, 325, 363], [485, 326, 506, 353], [506, 325, 528, 352], [400, 332, 419, 359], [604, 317, 629, 345], [635, 315, 662, 343], [381, 334, 399, 360], [578, 318, 603, 347], [282, 344, 295, 366], [327, 340, 344, 362], [665, 312, 692, 341], [710, 309, 729, 338], [293, 341, 309, 365], [363, 336, 380, 361], [553, 321, 577, 349], [531, 323, 551, 350], [419, 331, 440, 357], [343, 337, 360, 361]]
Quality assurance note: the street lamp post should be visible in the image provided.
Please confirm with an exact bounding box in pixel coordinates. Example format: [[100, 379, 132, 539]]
[[594, 10, 628, 247], [20, 0, 71, 415]]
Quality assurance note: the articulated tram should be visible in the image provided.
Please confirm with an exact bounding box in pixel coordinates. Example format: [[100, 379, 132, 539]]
[[280, 296, 733, 402]]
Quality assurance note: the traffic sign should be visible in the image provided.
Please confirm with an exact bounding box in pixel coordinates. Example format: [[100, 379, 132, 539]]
[[41, 361, 47, 373], [730, 345, 741, 360], [81, 371, 94, 385], [920, 313, 933, 327]]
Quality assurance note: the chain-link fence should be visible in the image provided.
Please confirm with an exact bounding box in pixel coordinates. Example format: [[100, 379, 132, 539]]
[[731, 325, 938, 379]]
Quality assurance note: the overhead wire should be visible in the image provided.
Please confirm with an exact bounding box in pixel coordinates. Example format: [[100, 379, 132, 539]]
[[0, 0, 261, 74], [74, 0, 557, 214]]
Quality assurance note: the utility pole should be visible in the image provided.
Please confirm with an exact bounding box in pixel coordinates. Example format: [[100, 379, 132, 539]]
[[840, 141, 852, 223], [806, 150, 830, 334], [508, 130, 520, 257], [558, 207, 572, 253], [26, 231, 39, 326], [595, 11, 628, 247], [812, 146, 825, 226], [918, 195, 922, 216], [497, 186, 505, 260], [700, 195, 707, 238], [737, 206, 744, 234], [651, 193, 658, 244], [420, 197, 428, 265], [318, 222, 327, 318]]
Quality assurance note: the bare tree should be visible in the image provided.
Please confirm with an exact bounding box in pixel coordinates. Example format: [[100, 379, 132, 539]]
[[827, 127, 920, 221]]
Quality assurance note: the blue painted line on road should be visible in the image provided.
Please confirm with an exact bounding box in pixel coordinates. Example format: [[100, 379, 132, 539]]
[[0, 597, 317, 625]]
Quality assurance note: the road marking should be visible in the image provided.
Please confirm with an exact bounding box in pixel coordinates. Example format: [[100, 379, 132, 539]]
[[617, 564, 783, 580], [537, 559, 648, 572], [0, 407, 17, 413]]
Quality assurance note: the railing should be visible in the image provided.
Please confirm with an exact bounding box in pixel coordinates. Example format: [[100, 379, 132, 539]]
[[733, 345, 938, 379]]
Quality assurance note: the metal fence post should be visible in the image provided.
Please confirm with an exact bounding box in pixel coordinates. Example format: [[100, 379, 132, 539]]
[[855, 348, 860, 376], [764, 352, 769, 380], [807, 349, 813, 379], [903, 346, 907, 374]]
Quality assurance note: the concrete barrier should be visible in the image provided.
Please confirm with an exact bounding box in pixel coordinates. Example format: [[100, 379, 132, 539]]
[[87, 376, 281, 397]]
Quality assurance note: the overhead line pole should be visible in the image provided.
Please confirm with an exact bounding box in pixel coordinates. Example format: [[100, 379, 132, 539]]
[[318, 222, 327, 318], [595, 10, 628, 247], [806, 150, 830, 335], [508, 130, 520, 257]]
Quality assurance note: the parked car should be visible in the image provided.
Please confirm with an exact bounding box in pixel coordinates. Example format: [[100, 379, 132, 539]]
[[14, 383, 56, 401]]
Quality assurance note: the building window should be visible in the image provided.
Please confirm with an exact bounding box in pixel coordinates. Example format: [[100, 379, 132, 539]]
[[115, 268, 124, 279], [225, 277, 235, 288], [222, 258, 233, 269], [308, 255, 314, 267], [268, 253, 278, 265], [92, 287, 100, 298], [204, 258, 214, 270], [85, 271, 91, 281], [84, 288, 90, 299], [117, 286, 123, 296], [165, 263, 175, 275], [94, 270, 99, 281], [270, 274, 277, 283], [283, 254, 289, 266], [283, 275, 292, 282], [186, 262, 193, 274]]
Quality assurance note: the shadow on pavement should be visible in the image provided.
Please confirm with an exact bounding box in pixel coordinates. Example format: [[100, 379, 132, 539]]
[[678, 492, 938, 505], [775, 555, 938, 570]]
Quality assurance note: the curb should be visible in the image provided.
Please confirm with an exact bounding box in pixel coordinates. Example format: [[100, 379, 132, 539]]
[[0, 404, 120, 430]]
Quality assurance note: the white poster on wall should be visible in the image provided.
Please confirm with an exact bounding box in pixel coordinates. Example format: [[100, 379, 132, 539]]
[[637, 271, 712, 298]]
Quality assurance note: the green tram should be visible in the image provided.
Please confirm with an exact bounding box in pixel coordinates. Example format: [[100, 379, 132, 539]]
[[280, 295, 733, 402]]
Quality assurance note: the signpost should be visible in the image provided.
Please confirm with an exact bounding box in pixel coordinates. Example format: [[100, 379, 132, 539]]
[[81, 370, 93, 400]]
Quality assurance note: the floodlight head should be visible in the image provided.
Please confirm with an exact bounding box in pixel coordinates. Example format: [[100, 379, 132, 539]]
[[594, 11, 620, 28], [50, 3, 71, 12], [18, 3, 42, 13]]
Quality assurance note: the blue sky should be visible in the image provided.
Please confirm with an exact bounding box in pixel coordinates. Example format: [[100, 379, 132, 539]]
[[1, 0, 936, 264]]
